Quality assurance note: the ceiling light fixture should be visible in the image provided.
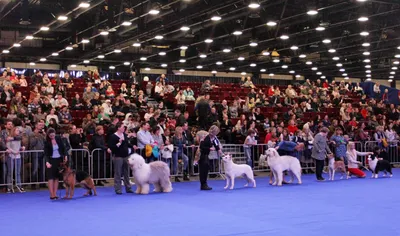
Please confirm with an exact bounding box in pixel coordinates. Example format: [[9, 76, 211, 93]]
[[238, 56, 245, 61], [358, 16, 368, 22], [81, 39, 89, 43], [121, 21, 132, 26], [366, 70, 371, 73], [269, 73, 275, 76], [299, 54, 306, 58], [336, 63, 343, 67], [363, 51, 370, 56], [114, 49, 122, 53], [321, 76, 326, 79], [340, 68, 346, 72], [58, 15, 68, 21], [392, 67, 398, 70], [266, 21, 277, 26], [211, 15, 221, 21], [395, 54, 400, 58], [273, 59, 280, 63], [390, 71, 396, 75], [199, 54, 207, 58], [233, 30, 242, 36], [84, 60, 90, 64], [289, 70, 295, 74], [366, 74, 371, 77], [328, 49, 336, 53], [260, 69, 266, 72], [51, 52, 59, 56], [154, 35, 163, 40], [29, 62, 35, 66], [216, 61, 223, 65], [70, 64, 77, 68], [241, 72, 247, 75], [344, 77, 349, 80], [149, 9, 160, 15], [362, 42, 370, 47], [312, 67, 318, 71], [282, 65, 288, 69], [306, 61, 312, 65], [65, 46, 73, 50], [79, 2, 90, 8], [25, 35, 34, 40], [364, 59, 371, 63], [316, 26, 325, 31], [365, 65, 371, 68], [250, 63, 256, 67], [204, 38, 213, 43], [322, 39, 331, 44], [98, 55, 105, 59], [40, 58, 46, 61], [360, 31, 369, 36], [290, 45, 299, 50], [296, 75, 301, 78], [249, 41, 258, 47], [140, 57, 147, 61], [248, 1, 260, 9], [394, 61, 400, 64], [180, 26, 190, 31], [100, 31, 109, 36], [211, 70, 217, 74], [179, 59, 186, 63], [13, 43, 21, 47], [316, 72, 322, 75], [158, 51, 166, 56], [262, 51, 270, 56], [161, 64, 167, 67], [40, 26, 49, 31], [280, 35, 289, 40], [307, 10, 318, 15], [229, 67, 236, 71], [2, 50, 9, 54], [342, 73, 348, 76], [223, 48, 231, 53], [333, 57, 340, 61], [389, 79, 393, 82], [196, 65, 203, 69], [180, 45, 188, 50], [109, 66, 116, 70]]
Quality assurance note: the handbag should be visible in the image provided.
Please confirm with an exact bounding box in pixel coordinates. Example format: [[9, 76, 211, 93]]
[[382, 138, 389, 148]]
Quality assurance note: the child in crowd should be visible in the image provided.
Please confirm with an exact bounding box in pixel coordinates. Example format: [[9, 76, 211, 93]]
[[244, 129, 257, 167]]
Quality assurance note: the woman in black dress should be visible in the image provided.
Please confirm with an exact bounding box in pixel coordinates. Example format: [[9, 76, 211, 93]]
[[44, 128, 67, 200], [199, 125, 222, 190]]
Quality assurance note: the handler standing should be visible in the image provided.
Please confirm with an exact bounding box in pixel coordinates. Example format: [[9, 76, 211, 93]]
[[312, 127, 333, 181], [108, 122, 134, 195], [199, 125, 222, 190]]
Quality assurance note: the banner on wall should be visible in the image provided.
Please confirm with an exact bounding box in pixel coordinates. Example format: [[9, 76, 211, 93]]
[[360, 82, 400, 105]]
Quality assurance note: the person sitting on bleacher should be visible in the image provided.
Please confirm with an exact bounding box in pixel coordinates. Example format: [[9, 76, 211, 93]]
[[54, 93, 69, 109]]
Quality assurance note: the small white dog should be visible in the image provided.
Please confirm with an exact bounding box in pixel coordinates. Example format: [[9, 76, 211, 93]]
[[258, 151, 268, 168], [266, 148, 302, 186], [128, 154, 173, 194], [221, 154, 256, 189]]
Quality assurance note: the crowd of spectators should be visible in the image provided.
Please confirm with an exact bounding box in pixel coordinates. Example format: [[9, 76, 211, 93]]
[[0, 67, 399, 192]]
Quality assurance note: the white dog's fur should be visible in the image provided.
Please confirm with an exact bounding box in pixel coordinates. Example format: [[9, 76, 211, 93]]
[[128, 154, 173, 194], [266, 148, 302, 186], [221, 154, 256, 189]]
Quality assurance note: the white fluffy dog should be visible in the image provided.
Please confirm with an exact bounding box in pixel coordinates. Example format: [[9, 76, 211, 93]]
[[221, 154, 256, 189], [266, 148, 302, 186], [127, 154, 173, 194]]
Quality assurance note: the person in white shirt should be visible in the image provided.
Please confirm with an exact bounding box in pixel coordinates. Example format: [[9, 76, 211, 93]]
[[243, 129, 257, 167], [54, 93, 69, 109], [101, 100, 113, 116]]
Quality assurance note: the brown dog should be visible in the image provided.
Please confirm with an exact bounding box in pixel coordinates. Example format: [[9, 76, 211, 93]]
[[59, 162, 97, 199], [328, 157, 348, 181]]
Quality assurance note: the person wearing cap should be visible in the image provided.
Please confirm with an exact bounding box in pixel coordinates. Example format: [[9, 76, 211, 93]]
[[102, 99, 113, 116], [311, 127, 333, 181]]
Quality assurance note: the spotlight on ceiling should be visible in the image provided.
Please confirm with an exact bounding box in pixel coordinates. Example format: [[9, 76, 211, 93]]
[[280, 35, 289, 40], [161, 63, 167, 67], [362, 42, 370, 47], [223, 48, 231, 53], [97, 55, 105, 59], [316, 26, 325, 31], [81, 39, 89, 44], [307, 10, 318, 15], [180, 45, 188, 50], [51, 52, 59, 56], [140, 57, 147, 61], [58, 15, 68, 21], [229, 67, 236, 71], [196, 65, 203, 69], [13, 43, 21, 47], [290, 45, 299, 50], [40, 26, 49, 31], [238, 56, 245, 61], [199, 54, 207, 58], [40, 58, 46, 61], [180, 26, 190, 31], [250, 63, 256, 67], [358, 16, 368, 22], [133, 42, 141, 47], [29, 62, 35, 66], [149, 9, 160, 15], [100, 31, 109, 36], [179, 59, 186, 63], [154, 35, 163, 40], [248, 1, 260, 9], [216, 61, 223, 65], [266, 21, 277, 26], [109, 66, 116, 70], [260, 69, 266, 72], [79, 2, 90, 8], [322, 39, 331, 44], [158, 51, 166, 56], [328, 49, 336, 53], [299, 54, 306, 58], [25, 35, 34, 40], [121, 21, 132, 26], [84, 60, 90, 64], [360, 31, 369, 36], [233, 30, 242, 36], [2, 50, 10, 54], [211, 15, 221, 21], [204, 38, 213, 43]]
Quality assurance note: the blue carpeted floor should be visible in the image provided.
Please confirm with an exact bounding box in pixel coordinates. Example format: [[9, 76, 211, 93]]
[[1, 170, 400, 236]]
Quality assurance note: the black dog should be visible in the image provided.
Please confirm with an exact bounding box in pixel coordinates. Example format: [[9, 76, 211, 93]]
[[368, 155, 392, 178]]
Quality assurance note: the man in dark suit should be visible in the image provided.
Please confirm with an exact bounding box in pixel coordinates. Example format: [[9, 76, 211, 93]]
[[182, 122, 195, 176]]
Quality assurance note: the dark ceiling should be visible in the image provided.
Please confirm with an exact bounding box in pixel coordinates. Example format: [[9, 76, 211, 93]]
[[1, 0, 400, 81]]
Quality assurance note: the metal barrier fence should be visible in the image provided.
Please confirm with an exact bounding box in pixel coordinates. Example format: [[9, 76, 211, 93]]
[[2, 141, 396, 189]]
